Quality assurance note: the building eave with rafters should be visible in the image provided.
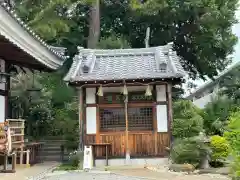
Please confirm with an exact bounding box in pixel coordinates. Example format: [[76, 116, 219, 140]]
[[0, 1, 67, 71], [0, 0, 67, 123]]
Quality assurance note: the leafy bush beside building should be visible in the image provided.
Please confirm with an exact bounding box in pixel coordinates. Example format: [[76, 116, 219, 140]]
[[172, 100, 204, 138]]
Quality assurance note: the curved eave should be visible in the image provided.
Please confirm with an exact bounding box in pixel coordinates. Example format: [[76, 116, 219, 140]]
[[0, 4, 65, 70]]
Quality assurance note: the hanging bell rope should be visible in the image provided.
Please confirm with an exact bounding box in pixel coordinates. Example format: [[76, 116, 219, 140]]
[[122, 84, 128, 95], [145, 84, 152, 96], [97, 85, 103, 96]]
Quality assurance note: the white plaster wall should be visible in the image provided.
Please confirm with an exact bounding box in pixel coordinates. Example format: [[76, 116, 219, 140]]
[[156, 85, 166, 101], [0, 95, 5, 122], [86, 107, 97, 134], [193, 92, 216, 109], [86, 88, 96, 104], [156, 105, 168, 132]]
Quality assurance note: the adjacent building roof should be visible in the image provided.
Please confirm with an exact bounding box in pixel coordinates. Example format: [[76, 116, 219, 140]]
[[64, 42, 185, 83], [186, 61, 240, 99], [0, 1, 66, 70]]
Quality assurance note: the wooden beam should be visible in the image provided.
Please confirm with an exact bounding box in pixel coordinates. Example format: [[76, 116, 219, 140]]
[[70, 79, 182, 87]]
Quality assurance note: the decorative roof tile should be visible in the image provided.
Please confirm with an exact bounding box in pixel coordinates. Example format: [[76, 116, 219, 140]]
[[64, 43, 186, 82], [0, 1, 67, 70]]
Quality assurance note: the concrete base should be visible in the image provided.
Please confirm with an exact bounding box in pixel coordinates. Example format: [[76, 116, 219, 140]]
[[95, 158, 168, 167]]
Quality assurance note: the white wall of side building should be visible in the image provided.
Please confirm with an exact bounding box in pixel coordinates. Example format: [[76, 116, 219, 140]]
[[192, 93, 215, 109]]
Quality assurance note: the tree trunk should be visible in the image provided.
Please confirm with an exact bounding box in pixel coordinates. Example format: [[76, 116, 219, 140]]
[[87, 0, 100, 48]]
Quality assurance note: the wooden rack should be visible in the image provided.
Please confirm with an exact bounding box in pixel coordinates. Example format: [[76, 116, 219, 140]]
[[6, 119, 25, 165], [0, 122, 16, 173]]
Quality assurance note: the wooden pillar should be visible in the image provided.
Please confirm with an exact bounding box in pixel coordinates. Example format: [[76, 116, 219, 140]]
[[124, 95, 130, 163], [3, 154, 7, 171], [167, 83, 173, 146], [19, 147, 23, 165], [96, 106, 100, 144], [79, 88, 84, 151], [4, 62, 11, 120], [26, 149, 30, 167], [12, 152, 16, 172]]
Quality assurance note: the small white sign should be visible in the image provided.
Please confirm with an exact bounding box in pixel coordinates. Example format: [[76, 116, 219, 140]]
[[83, 145, 93, 171]]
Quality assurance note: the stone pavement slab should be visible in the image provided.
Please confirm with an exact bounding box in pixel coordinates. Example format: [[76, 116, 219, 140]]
[[0, 162, 59, 180]]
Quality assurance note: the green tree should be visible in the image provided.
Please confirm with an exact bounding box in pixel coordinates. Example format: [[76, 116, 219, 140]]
[[220, 66, 240, 104], [10, 72, 53, 138], [203, 96, 236, 136], [224, 111, 240, 179], [130, 0, 238, 79], [172, 100, 204, 138], [16, 0, 238, 80], [15, 0, 82, 41]]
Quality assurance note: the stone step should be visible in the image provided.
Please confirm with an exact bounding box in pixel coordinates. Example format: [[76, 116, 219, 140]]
[[41, 151, 65, 155], [42, 144, 61, 149], [39, 155, 68, 162], [41, 143, 65, 147], [42, 146, 62, 150]]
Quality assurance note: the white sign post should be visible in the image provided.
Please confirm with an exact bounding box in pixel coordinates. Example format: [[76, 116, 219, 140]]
[[83, 145, 93, 171]]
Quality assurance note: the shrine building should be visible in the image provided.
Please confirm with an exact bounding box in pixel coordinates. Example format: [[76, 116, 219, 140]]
[[64, 42, 185, 166]]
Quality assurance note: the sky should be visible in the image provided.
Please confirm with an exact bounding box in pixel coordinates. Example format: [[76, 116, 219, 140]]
[[185, 10, 240, 95]]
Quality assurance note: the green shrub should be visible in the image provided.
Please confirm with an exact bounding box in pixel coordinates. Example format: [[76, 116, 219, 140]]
[[68, 151, 84, 169], [203, 97, 236, 136], [210, 135, 230, 161], [170, 137, 211, 167], [173, 100, 204, 138], [224, 111, 240, 179]]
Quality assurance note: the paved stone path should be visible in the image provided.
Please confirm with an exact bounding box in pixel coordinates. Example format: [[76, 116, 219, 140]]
[[0, 162, 59, 180], [42, 169, 230, 180]]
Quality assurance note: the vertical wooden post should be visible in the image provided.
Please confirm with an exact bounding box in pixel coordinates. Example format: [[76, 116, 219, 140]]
[[4, 61, 10, 120], [12, 152, 16, 173], [20, 147, 23, 165], [153, 85, 158, 155], [26, 149, 30, 167], [96, 106, 100, 144], [153, 108, 158, 155], [167, 83, 173, 147], [3, 154, 7, 171], [124, 95, 130, 163], [79, 88, 84, 151]]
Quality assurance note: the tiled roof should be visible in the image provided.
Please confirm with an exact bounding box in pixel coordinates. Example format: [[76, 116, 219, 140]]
[[0, 1, 67, 70], [64, 43, 186, 82]]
